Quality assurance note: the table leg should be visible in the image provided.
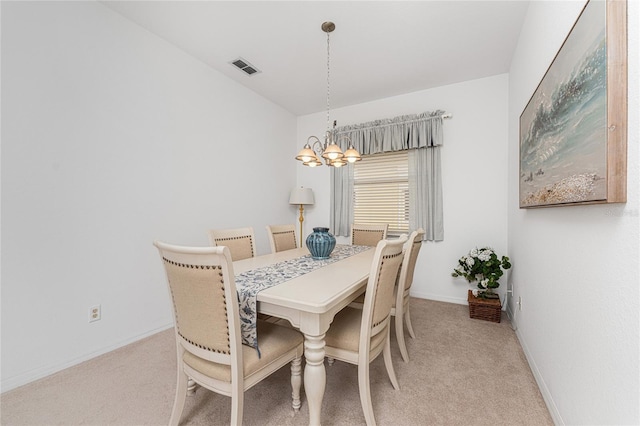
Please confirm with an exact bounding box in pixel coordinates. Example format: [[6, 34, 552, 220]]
[[303, 333, 326, 426]]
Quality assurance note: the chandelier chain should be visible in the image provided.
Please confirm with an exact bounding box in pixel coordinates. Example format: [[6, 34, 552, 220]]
[[326, 29, 331, 131]]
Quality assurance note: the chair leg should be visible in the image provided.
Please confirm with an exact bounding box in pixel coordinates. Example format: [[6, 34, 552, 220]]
[[327, 357, 335, 366], [395, 311, 410, 363], [290, 356, 302, 412], [357, 362, 376, 426], [383, 332, 400, 390], [169, 369, 188, 426], [405, 305, 416, 339], [230, 383, 244, 426], [187, 377, 198, 395]]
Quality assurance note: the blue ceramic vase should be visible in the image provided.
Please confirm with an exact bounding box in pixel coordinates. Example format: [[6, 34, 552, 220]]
[[306, 227, 336, 260]]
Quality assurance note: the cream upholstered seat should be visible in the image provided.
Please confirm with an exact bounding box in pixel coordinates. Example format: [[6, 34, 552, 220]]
[[324, 235, 407, 426], [350, 223, 389, 246], [266, 224, 298, 253], [207, 227, 256, 261], [350, 229, 425, 363], [154, 241, 304, 426]]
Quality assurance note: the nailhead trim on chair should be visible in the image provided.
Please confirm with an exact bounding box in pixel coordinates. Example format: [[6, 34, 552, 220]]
[[163, 258, 231, 354], [371, 252, 403, 328], [162, 258, 221, 270], [217, 235, 255, 257], [176, 332, 231, 355], [372, 313, 390, 329]]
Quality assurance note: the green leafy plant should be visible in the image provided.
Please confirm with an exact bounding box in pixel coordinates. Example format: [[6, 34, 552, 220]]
[[452, 247, 511, 298]]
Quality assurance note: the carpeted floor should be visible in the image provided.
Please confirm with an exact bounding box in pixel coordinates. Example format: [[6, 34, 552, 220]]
[[1, 298, 553, 425]]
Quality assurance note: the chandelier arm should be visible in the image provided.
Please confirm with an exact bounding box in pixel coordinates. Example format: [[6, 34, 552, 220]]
[[335, 135, 352, 149], [307, 136, 325, 156]]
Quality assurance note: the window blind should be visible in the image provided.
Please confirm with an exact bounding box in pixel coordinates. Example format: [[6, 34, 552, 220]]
[[353, 150, 409, 235]]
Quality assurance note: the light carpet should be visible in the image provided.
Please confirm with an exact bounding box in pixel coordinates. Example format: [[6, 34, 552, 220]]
[[1, 299, 553, 425]]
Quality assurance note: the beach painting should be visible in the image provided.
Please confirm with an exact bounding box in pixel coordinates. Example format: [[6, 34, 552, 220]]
[[519, 0, 607, 208]]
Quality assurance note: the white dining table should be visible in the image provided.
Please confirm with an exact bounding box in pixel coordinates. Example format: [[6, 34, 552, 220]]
[[233, 246, 374, 426]]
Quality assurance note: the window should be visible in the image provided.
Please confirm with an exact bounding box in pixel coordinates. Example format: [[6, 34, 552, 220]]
[[352, 150, 409, 235]]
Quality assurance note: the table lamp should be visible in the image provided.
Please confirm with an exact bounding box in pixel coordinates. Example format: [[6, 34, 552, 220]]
[[289, 187, 315, 247]]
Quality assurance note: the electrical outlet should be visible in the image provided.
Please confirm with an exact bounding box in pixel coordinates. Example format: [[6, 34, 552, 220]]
[[518, 296, 522, 311], [89, 305, 101, 323]]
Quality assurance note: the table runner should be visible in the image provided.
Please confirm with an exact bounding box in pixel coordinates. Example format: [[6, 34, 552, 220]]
[[235, 244, 371, 352]]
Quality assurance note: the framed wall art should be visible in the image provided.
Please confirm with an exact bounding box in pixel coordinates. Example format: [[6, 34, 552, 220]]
[[519, 0, 627, 208]]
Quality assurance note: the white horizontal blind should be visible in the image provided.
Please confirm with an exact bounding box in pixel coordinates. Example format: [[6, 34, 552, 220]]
[[353, 150, 409, 235]]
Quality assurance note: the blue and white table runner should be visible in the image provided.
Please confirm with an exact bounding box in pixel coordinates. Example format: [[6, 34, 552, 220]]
[[235, 244, 371, 352]]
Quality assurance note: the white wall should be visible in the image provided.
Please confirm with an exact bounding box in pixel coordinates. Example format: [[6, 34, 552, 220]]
[[295, 74, 510, 306], [5, 5, 637, 423], [1, 2, 297, 391], [507, 1, 639, 424]]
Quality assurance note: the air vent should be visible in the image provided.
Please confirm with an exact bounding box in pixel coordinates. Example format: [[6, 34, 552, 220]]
[[230, 57, 261, 76]]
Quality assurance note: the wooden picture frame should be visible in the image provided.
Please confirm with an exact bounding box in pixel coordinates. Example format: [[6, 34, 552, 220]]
[[519, 0, 627, 208]]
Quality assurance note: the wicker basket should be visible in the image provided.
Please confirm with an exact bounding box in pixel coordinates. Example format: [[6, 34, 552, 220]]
[[467, 290, 501, 323]]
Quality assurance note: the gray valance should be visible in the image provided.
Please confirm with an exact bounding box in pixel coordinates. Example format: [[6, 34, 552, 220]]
[[330, 109, 446, 242], [333, 110, 446, 154]]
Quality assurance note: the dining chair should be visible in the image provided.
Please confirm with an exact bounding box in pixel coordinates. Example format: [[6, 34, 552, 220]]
[[350, 223, 389, 246], [207, 227, 256, 261], [266, 224, 298, 253], [323, 235, 407, 426], [350, 229, 425, 362], [391, 228, 425, 362], [154, 241, 304, 426]]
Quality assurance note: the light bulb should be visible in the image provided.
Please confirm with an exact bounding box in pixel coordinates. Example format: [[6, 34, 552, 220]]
[[343, 146, 361, 163]]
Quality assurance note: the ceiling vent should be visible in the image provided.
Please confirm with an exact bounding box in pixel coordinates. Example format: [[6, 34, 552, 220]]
[[230, 57, 261, 76]]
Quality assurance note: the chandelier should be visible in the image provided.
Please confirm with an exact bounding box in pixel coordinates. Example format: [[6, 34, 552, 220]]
[[295, 22, 361, 168]]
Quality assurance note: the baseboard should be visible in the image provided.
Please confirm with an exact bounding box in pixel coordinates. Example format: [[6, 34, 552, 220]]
[[506, 305, 517, 329], [410, 291, 511, 312], [410, 290, 467, 306], [515, 328, 564, 425], [1, 323, 174, 393]]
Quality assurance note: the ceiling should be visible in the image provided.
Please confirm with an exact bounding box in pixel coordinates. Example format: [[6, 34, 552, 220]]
[[101, 1, 530, 116]]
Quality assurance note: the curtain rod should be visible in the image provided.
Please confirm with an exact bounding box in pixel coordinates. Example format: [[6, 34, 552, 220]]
[[335, 111, 453, 134]]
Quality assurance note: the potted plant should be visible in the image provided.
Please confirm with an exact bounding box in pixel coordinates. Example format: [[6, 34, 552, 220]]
[[452, 247, 511, 299]]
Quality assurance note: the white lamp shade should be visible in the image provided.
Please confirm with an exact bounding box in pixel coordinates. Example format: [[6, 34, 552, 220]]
[[289, 187, 315, 205]]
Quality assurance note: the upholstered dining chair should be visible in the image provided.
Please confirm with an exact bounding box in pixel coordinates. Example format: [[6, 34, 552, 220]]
[[207, 227, 256, 261], [350, 229, 425, 363], [266, 224, 298, 253], [350, 223, 389, 246], [391, 228, 425, 362], [324, 235, 407, 426], [154, 241, 304, 426]]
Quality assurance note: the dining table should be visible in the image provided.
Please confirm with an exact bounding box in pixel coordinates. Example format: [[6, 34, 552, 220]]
[[233, 245, 375, 426]]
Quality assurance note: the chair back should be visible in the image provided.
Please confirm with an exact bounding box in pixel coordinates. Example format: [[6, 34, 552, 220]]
[[351, 223, 389, 246], [359, 235, 407, 361], [207, 227, 256, 261], [398, 228, 425, 296], [266, 224, 298, 253], [154, 242, 242, 371]]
